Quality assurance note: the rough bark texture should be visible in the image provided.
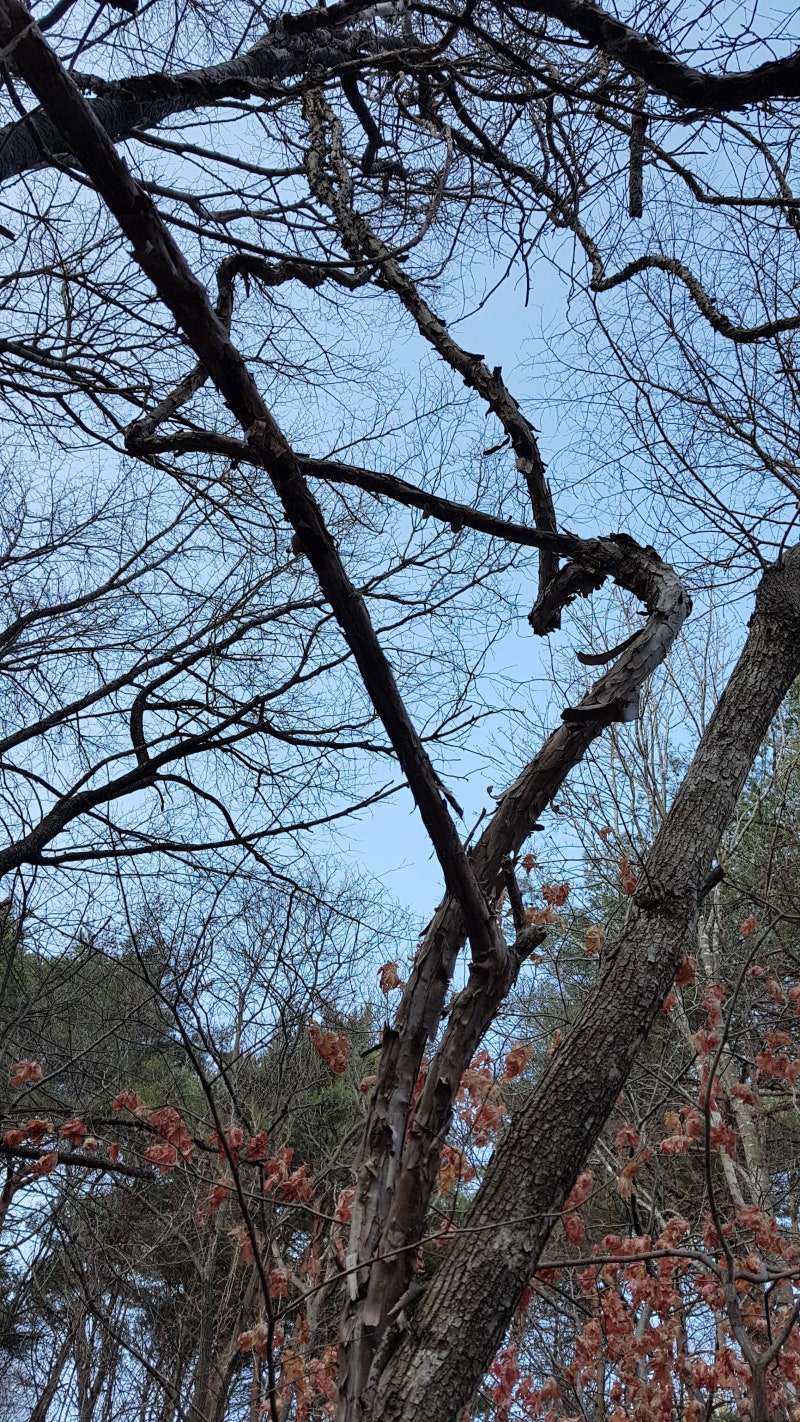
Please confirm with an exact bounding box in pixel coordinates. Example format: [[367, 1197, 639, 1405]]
[[526, 0, 800, 107], [7, 7, 800, 1421], [337, 538, 689, 1418], [370, 545, 800, 1422], [0, 1, 387, 186], [3, 0, 800, 193]]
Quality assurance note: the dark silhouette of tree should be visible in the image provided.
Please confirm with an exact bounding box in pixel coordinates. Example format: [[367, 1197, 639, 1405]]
[[1, 1, 800, 1419]]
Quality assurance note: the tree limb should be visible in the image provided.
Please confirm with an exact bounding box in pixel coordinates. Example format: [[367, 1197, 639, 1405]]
[[518, 0, 800, 109], [373, 543, 800, 1422], [1, 0, 509, 982]]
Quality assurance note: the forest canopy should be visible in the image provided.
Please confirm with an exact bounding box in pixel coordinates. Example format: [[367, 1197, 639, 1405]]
[[0, 0, 800, 1419]]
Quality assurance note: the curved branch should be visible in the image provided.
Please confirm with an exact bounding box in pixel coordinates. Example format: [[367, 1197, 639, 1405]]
[[121, 428, 576, 562], [588, 249, 800, 344], [5, 0, 514, 982], [302, 88, 560, 597], [0, 8, 390, 188], [374, 543, 800, 1422], [338, 531, 690, 1416], [126, 254, 365, 449]]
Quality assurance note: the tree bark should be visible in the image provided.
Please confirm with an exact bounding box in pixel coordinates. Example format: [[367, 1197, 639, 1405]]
[[4, 0, 800, 193], [0, 2, 384, 186], [372, 545, 800, 1422], [337, 535, 689, 1418], [0, 0, 519, 977]]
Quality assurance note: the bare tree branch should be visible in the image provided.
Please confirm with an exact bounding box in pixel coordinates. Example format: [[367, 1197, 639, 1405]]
[[374, 543, 800, 1422]]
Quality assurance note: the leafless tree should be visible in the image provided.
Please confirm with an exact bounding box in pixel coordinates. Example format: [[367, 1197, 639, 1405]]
[[1, 1, 800, 1420]]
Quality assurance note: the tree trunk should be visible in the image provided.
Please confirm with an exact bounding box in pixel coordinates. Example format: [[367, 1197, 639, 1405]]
[[373, 546, 800, 1422], [28, 1334, 72, 1422]]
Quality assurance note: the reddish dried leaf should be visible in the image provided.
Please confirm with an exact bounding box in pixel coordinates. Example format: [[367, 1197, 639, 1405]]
[[32, 1151, 58, 1177], [144, 1141, 178, 1175], [377, 960, 406, 993], [149, 1105, 194, 1160], [584, 924, 606, 956], [61, 1117, 88, 1145], [9, 1060, 42, 1088], [501, 1042, 532, 1080], [674, 956, 696, 987]]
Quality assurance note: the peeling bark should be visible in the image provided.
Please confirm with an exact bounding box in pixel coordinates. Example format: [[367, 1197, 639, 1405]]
[[4, 0, 800, 196]]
